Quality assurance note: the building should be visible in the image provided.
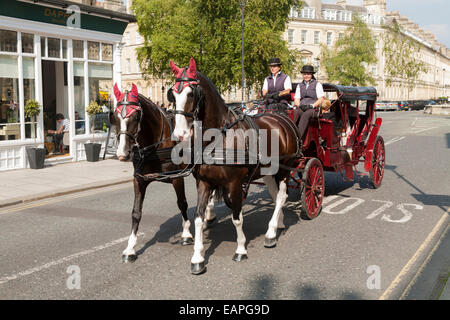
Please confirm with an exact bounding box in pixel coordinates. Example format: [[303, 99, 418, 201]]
[[0, 0, 135, 171], [286, 0, 450, 100]]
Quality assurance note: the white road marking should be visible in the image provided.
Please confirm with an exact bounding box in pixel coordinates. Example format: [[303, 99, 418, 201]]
[[0, 233, 144, 285], [379, 210, 449, 300], [412, 127, 438, 134], [385, 136, 406, 146]]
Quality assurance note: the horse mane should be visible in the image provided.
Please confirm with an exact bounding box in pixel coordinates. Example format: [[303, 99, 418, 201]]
[[196, 72, 226, 105], [137, 93, 160, 113]]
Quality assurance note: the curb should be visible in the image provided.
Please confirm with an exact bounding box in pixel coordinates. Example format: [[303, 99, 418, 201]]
[[0, 178, 134, 209]]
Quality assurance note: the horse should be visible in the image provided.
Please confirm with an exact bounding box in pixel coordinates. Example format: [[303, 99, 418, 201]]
[[168, 58, 303, 274], [110, 83, 216, 263]]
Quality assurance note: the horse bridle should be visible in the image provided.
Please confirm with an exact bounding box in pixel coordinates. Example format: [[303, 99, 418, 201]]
[[168, 67, 202, 121], [116, 90, 142, 143]]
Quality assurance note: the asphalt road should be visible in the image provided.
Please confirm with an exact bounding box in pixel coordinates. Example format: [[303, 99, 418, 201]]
[[0, 111, 449, 300]]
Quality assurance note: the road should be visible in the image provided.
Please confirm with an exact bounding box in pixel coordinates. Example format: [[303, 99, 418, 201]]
[[0, 111, 449, 300]]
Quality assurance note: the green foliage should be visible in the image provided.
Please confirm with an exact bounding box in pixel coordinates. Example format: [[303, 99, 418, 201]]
[[320, 15, 377, 86], [24, 99, 41, 117], [86, 101, 102, 117], [383, 21, 429, 93], [133, 0, 303, 92]]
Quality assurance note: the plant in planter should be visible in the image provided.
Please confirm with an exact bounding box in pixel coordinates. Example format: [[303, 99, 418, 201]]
[[84, 100, 103, 162], [24, 99, 46, 169]]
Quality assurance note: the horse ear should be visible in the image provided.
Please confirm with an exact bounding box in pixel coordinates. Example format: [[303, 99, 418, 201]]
[[188, 57, 197, 74], [170, 60, 182, 76], [131, 83, 138, 97], [114, 83, 122, 101]]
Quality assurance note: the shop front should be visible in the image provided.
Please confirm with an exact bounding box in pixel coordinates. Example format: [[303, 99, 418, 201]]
[[0, 0, 134, 170]]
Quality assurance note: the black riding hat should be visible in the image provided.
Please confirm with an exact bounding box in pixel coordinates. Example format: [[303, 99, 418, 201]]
[[268, 58, 282, 66], [301, 65, 316, 74]]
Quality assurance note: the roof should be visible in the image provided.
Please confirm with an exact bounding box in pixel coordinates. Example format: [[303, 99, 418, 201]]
[[323, 83, 378, 101]]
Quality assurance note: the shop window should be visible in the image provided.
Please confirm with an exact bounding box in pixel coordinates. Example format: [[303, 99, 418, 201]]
[[23, 57, 37, 139], [73, 40, 84, 59], [48, 37, 60, 58], [41, 37, 46, 57], [88, 63, 113, 132], [22, 33, 34, 54], [73, 61, 86, 135], [0, 55, 21, 140], [62, 40, 67, 59], [88, 41, 100, 60], [0, 30, 17, 53], [102, 43, 113, 61]]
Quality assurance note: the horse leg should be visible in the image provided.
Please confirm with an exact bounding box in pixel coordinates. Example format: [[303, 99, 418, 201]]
[[263, 175, 289, 248], [171, 178, 193, 246], [122, 178, 150, 263], [263, 176, 286, 229], [191, 180, 212, 275], [203, 191, 217, 230], [229, 182, 247, 262]]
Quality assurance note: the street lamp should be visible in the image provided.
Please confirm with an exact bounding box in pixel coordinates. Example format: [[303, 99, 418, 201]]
[[240, 0, 247, 108]]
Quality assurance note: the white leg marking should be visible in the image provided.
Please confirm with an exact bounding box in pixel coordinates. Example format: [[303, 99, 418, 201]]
[[263, 176, 285, 229], [205, 194, 216, 222], [265, 180, 288, 240], [122, 231, 137, 256], [191, 217, 205, 264], [232, 211, 247, 255], [181, 218, 193, 239]]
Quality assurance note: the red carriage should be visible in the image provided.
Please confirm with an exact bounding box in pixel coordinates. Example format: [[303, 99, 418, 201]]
[[254, 83, 385, 220]]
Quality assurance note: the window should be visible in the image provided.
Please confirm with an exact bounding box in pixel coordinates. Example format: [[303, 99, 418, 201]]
[[47, 38, 60, 58], [372, 66, 378, 76], [339, 33, 344, 40], [0, 30, 17, 53], [88, 63, 113, 132], [0, 55, 21, 140], [22, 33, 34, 54], [323, 10, 337, 21], [301, 30, 307, 44], [300, 7, 315, 19], [124, 32, 130, 45], [23, 57, 37, 139], [73, 61, 85, 135], [314, 31, 320, 45], [73, 40, 84, 59], [102, 43, 113, 61], [88, 41, 100, 60], [136, 60, 140, 74], [288, 29, 294, 44], [327, 32, 333, 46], [126, 58, 131, 74]]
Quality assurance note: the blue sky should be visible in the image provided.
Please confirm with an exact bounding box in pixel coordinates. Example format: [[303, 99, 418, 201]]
[[322, 0, 450, 48]]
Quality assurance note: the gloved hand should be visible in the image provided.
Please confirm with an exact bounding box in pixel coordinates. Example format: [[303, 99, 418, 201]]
[[266, 92, 279, 100]]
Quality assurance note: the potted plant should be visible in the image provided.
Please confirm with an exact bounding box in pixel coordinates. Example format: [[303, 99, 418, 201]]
[[24, 99, 46, 169], [84, 100, 103, 162]]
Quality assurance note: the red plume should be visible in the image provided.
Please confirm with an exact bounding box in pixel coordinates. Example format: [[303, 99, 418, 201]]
[[114, 83, 123, 102], [170, 60, 183, 77]]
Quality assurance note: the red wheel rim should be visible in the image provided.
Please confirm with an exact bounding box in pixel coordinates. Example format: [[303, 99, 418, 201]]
[[304, 162, 324, 218], [372, 139, 385, 186]]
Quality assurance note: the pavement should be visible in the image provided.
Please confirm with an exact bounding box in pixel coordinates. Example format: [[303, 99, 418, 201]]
[[0, 158, 134, 209]]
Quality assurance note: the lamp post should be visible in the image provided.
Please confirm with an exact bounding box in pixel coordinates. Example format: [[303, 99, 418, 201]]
[[240, 0, 247, 108]]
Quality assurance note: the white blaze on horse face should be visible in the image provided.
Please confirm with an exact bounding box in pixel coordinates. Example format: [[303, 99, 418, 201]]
[[116, 116, 130, 160], [173, 87, 193, 141]]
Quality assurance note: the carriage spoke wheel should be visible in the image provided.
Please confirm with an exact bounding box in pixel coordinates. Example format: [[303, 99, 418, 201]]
[[369, 136, 385, 189], [300, 158, 324, 220]]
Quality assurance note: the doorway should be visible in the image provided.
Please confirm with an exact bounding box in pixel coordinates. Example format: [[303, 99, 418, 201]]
[[41, 60, 69, 157]]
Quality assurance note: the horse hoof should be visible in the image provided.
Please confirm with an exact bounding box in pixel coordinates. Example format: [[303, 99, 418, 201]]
[[232, 253, 248, 262], [181, 237, 194, 246], [191, 262, 206, 275], [264, 237, 277, 248], [122, 254, 138, 263]]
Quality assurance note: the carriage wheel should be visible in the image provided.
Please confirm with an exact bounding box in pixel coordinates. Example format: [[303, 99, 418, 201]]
[[300, 158, 325, 220], [369, 136, 385, 189]]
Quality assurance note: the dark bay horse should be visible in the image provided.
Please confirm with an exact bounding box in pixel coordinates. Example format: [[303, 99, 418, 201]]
[[169, 58, 302, 274], [110, 83, 216, 262]]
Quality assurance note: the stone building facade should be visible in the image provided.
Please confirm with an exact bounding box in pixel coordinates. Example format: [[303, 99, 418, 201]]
[[121, 0, 450, 102]]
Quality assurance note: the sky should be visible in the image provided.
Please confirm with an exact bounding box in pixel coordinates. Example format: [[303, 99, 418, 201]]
[[322, 0, 450, 48]]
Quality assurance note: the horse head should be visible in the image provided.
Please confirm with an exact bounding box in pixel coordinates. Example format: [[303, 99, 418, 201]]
[[168, 57, 201, 141], [110, 83, 142, 161]]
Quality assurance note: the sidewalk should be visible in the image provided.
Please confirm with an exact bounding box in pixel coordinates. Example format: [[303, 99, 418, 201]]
[[0, 159, 134, 208]]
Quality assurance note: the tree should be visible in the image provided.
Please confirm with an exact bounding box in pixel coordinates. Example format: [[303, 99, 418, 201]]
[[382, 21, 429, 98], [320, 15, 377, 86], [132, 0, 303, 93]]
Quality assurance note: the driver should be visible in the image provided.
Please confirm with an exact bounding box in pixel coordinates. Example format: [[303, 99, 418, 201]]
[[294, 65, 325, 138], [262, 58, 292, 114]]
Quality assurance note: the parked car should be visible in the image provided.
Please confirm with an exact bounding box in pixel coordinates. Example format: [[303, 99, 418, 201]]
[[409, 100, 427, 111], [375, 100, 388, 111], [397, 101, 410, 111], [386, 101, 398, 111]]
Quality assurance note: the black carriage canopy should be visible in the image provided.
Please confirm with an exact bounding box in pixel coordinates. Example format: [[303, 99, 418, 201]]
[[323, 83, 378, 101]]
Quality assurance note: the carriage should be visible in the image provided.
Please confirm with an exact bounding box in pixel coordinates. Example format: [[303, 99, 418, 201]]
[[253, 83, 385, 220]]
